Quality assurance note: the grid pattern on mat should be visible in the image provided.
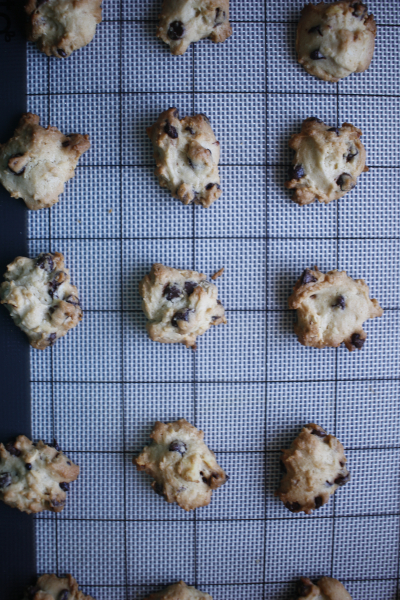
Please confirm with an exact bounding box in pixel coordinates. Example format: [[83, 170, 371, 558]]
[[26, 1, 400, 599]]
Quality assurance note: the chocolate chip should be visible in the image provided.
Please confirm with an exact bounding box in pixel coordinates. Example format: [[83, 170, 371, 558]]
[[308, 25, 323, 36], [351, 2, 367, 19], [311, 428, 326, 438], [7, 154, 26, 176], [62, 140, 70, 147], [36, 253, 54, 272], [310, 49, 325, 60], [65, 295, 80, 307], [334, 473, 350, 486], [336, 173, 355, 192], [185, 126, 195, 134], [328, 127, 340, 136], [188, 158, 194, 169], [184, 281, 197, 295], [279, 459, 287, 474], [167, 21, 185, 40], [48, 271, 67, 298], [59, 482, 69, 492], [314, 495, 323, 508], [306, 117, 323, 123], [296, 579, 313, 597], [154, 482, 165, 496], [57, 49, 67, 57], [171, 309, 191, 327], [48, 333, 57, 344], [51, 499, 64, 507], [217, 299, 222, 305], [163, 284, 181, 301], [169, 440, 187, 455], [5, 443, 21, 457], [59, 590, 69, 600], [164, 121, 178, 139], [351, 333, 365, 349], [288, 164, 305, 180], [346, 146, 358, 162], [300, 269, 317, 285], [172, 109, 179, 118], [0, 473, 12, 488], [332, 295, 345, 310], [285, 501, 301, 512], [326, 480, 334, 486], [211, 316, 220, 321], [26, 463, 32, 470], [340, 461, 345, 467], [205, 183, 220, 190]]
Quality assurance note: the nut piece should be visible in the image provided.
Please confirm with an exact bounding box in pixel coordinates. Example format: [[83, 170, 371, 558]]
[[295, 576, 352, 599], [0, 113, 90, 210], [134, 419, 228, 511], [22, 573, 96, 600], [276, 424, 350, 515], [288, 267, 383, 350], [143, 581, 213, 600]]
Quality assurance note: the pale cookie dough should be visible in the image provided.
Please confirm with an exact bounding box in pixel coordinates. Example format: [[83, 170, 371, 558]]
[[25, 0, 103, 58], [157, 0, 232, 55], [134, 419, 228, 511], [288, 267, 383, 351], [276, 423, 350, 515], [0, 436, 79, 514], [296, 576, 352, 600], [147, 108, 222, 208], [139, 263, 227, 349], [285, 117, 367, 206], [0, 113, 90, 210], [23, 574, 95, 600], [0, 252, 83, 350], [297, 1, 376, 82], [143, 582, 213, 600]]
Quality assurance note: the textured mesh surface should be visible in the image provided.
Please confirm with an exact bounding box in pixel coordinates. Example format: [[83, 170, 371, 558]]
[[27, 1, 400, 599]]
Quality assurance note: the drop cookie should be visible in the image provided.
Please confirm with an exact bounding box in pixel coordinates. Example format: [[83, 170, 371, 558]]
[[147, 108, 222, 208], [276, 423, 350, 515], [296, 1, 376, 82], [0, 252, 83, 349], [0, 113, 90, 210], [25, 0, 103, 58], [139, 263, 226, 349], [157, 0, 232, 55], [288, 267, 383, 350], [0, 436, 79, 514], [134, 419, 228, 511], [23, 574, 95, 600], [296, 576, 352, 600], [143, 582, 213, 600], [285, 117, 367, 206]]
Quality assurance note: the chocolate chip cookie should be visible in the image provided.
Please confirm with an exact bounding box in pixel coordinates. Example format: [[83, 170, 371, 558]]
[[0, 436, 79, 514], [276, 423, 350, 515], [296, 576, 352, 600], [25, 0, 103, 58], [285, 117, 367, 206], [157, 0, 232, 55], [288, 267, 383, 351], [0, 252, 82, 350], [297, 1, 376, 82], [23, 574, 95, 600], [143, 582, 213, 600], [139, 263, 226, 349], [147, 108, 222, 208], [0, 113, 90, 210], [134, 419, 228, 511]]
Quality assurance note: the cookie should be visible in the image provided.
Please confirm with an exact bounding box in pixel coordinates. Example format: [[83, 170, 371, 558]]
[[23, 574, 95, 600], [0, 436, 79, 514], [147, 108, 222, 208], [285, 117, 367, 206], [143, 582, 213, 600], [139, 263, 226, 349], [0, 252, 83, 350], [288, 267, 383, 350], [25, 0, 102, 58], [157, 0, 232, 55], [134, 419, 228, 511], [0, 113, 90, 210], [296, 1, 376, 82], [276, 423, 350, 515], [296, 576, 352, 600]]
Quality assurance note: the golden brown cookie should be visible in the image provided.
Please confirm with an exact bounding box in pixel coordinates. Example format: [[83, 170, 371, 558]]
[[296, 576, 352, 599], [22, 574, 95, 600]]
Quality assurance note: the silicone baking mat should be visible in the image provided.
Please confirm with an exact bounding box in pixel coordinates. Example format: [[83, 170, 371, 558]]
[[26, 1, 400, 599]]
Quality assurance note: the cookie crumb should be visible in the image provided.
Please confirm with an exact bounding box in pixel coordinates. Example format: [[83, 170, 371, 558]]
[[211, 267, 224, 280]]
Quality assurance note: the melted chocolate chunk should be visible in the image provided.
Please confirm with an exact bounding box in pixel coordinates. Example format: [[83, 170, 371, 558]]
[[337, 173, 355, 192], [296, 580, 313, 597], [164, 121, 178, 139], [57, 48, 67, 57], [48, 271, 67, 299], [217, 299, 222, 305], [351, 333, 365, 349], [172, 108, 179, 118], [311, 428, 327, 438], [288, 164, 305, 180], [48, 333, 57, 345], [205, 182, 220, 190], [62, 140, 71, 147], [332, 295, 346, 310], [8, 154, 26, 176], [0, 473, 12, 488], [334, 473, 350, 486], [184, 281, 197, 296], [168, 21, 185, 40], [169, 440, 187, 455], [36, 253, 54, 272], [328, 127, 340, 136], [346, 146, 358, 162], [154, 482, 165, 496], [308, 25, 323, 36], [26, 463, 32, 470], [171, 309, 191, 327], [310, 49, 325, 60], [51, 499, 64, 508], [59, 482, 70, 492], [314, 495, 323, 508], [185, 126, 195, 134], [65, 295, 80, 307], [300, 269, 317, 285], [163, 284, 181, 301], [5, 443, 21, 457], [285, 501, 301, 512]]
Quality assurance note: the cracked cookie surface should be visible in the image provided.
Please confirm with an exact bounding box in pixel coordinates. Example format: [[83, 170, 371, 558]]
[[139, 263, 226, 349], [288, 267, 383, 350], [157, 0, 232, 55], [143, 582, 213, 600], [0, 252, 82, 350], [276, 424, 350, 515], [134, 419, 228, 511], [285, 117, 367, 206], [0, 436, 79, 514], [25, 0, 102, 58], [23, 574, 95, 600], [0, 113, 90, 210], [296, 576, 352, 600], [297, 1, 376, 82], [147, 108, 222, 208]]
